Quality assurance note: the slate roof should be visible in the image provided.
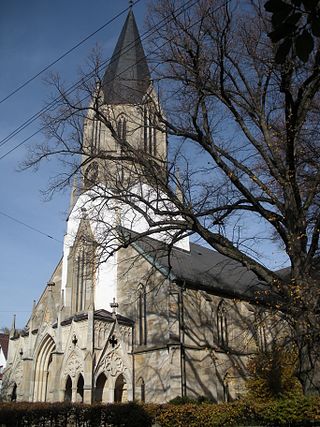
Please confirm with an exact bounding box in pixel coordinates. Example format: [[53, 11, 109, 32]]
[[102, 9, 151, 105], [0, 333, 9, 359], [129, 234, 273, 303], [60, 309, 133, 327]]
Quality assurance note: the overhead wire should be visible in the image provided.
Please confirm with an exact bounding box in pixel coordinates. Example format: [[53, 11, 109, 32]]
[[0, 0, 202, 243], [0, 0, 197, 159], [0, 210, 63, 243], [0, 0, 141, 106]]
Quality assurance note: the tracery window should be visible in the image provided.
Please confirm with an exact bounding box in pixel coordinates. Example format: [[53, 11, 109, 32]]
[[117, 115, 127, 145], [143, 105, 157, 156], [91, 118, 101, 154], [137, 284, 147, 346], [255, 311, 267, 351], [73, 239, 95, 313], [217, 300, 228, 347]]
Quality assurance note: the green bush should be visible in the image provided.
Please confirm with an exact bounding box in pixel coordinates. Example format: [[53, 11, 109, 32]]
[[0, 401, 152, 427], [246, 345, 303, 399]]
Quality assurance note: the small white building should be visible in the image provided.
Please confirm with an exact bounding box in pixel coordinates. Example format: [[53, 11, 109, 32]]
[[0, 333, 9, 392]]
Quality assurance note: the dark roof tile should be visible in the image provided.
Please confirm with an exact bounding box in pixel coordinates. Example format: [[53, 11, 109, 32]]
[[102, 10, 150, 105]]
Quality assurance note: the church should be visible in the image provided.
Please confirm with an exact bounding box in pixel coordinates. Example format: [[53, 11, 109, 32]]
[[4, 8, 274, 404]]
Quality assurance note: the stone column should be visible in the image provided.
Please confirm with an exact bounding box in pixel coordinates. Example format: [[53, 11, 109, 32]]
[[72, 385, 77, 402]]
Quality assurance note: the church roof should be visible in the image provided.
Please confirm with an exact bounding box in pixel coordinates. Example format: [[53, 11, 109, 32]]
[[129, 233, 273, 304], [102, 9, 151, 105], [0, 333, 9, 359], [60, 309, 133, 327]]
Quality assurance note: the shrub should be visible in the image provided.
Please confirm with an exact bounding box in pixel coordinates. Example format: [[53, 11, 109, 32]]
[[246, 345, 303, 399]]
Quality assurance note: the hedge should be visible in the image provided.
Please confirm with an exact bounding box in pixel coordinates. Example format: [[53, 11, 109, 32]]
[[1, 397, 320, 426], [0, 401, 152, 427]]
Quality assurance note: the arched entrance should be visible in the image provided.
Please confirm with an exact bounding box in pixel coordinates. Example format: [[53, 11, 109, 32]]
[[114, 374, 127, 403], [77, 374, 84, 403], [136, 377, 145, 402], [33, 335, 56, 401], [95, 372, 107, 402], [64, 376, 72, 402]]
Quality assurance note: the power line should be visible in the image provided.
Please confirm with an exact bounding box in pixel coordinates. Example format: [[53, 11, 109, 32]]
[[0, 0, 141, 106], [0, 1, 143, 149], [0, 0, 197, 160], [0, 210, 62, 243]]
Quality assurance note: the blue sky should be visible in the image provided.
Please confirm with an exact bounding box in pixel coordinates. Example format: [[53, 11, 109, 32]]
[[0, 1, 289, 330], [0, 0, 148, 329]]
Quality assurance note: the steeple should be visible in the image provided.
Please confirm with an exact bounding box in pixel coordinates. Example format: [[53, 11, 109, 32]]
[[102, 9, 151, 105]]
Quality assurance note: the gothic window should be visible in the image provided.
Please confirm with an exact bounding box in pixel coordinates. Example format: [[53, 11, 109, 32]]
[[255, 311, 267, 351], [136, 377, 145, 402], [137, 284, 147, 346], [117, 115, 127, 143], [91, 119, 101, 154], [223, 373, 231, 402], [217, 300, 228, 347], [143, 105, 157, 156], [73, 239, 95, 313]]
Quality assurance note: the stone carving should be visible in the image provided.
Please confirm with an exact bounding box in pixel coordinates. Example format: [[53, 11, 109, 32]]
[[94, 321, 113, 347], [64, 352, 83, 378], [104, 351, 124, 377]]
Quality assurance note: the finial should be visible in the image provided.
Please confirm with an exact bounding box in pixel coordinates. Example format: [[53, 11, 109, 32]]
[[47, 282, 55, 292], [129, 0, 133, 8], [110, 297, 119, 316], [10, 314, 16, 338]]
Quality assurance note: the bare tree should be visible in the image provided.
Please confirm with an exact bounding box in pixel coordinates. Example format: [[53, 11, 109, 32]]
[[24, 0, 320, 393]]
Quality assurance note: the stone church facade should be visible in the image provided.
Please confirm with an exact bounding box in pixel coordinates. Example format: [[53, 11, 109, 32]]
[[4, 9, 275, 404]]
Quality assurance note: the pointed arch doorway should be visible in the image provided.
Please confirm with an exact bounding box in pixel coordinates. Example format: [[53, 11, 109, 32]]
[[33, 335, 56, 401], [94, 372, 108, 402], [114, 374, 128, 402]]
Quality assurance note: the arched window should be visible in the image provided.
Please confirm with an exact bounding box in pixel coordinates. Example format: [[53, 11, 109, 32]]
[[117, 115, 127, 143], [143, 105, 157, 156], [217, 300, 228, 347], [223, 373, 231, 402], [73, 239, 95, 313], [91, 118, 101, 154], [255, 311, 267, 351], [137, 285, 147, 346], [136, 377, 145, 402]]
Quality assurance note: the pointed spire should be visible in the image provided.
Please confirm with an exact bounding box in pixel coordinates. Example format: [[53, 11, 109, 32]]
[[10, 314, 16, 338], [102, 9, 151, 104]]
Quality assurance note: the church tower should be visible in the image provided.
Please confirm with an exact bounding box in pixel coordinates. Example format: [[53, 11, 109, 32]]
[[82, 9, 167, 191], [4, 7, 262, 407], [61, 7, 179, 320]]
